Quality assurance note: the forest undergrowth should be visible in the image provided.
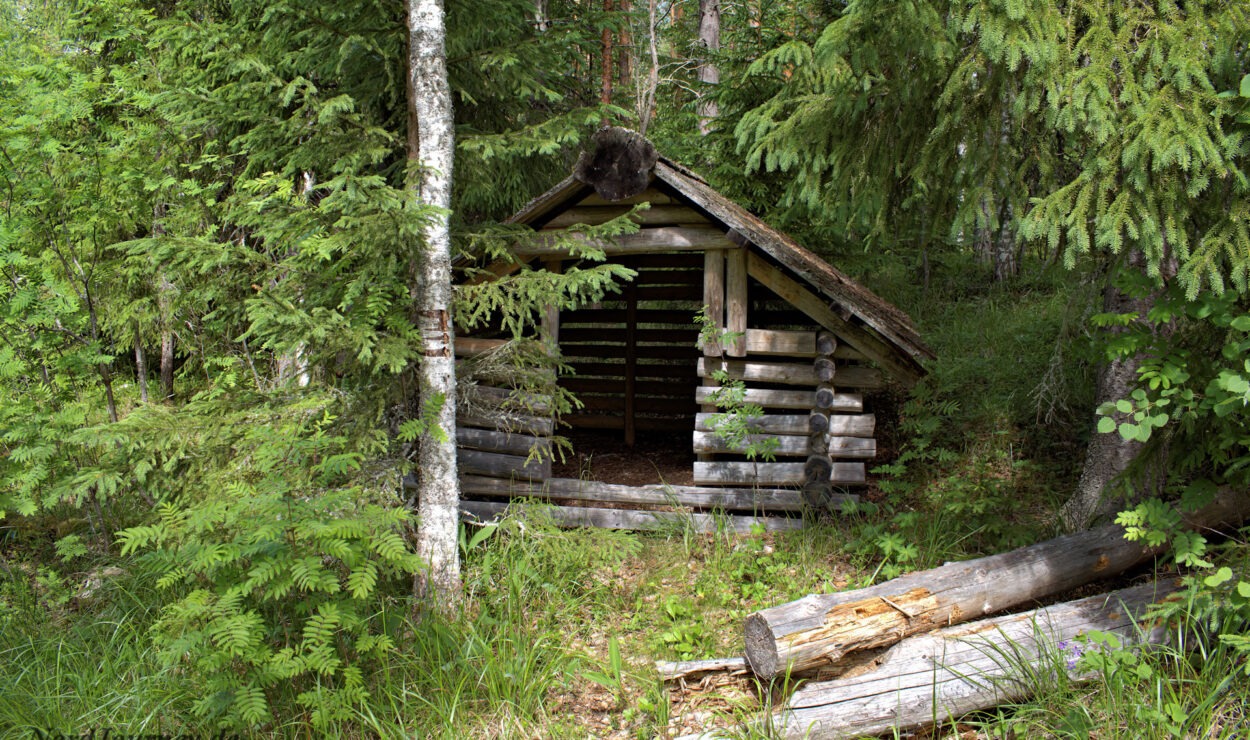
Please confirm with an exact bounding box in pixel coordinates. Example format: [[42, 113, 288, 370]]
[[4, 255, 1246, 739]]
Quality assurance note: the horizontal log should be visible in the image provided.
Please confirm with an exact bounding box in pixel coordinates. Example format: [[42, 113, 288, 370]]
[[698, 358, 883, 390], [693, 461, 865, 486], [457, 448, 550, 481], [744, 329, 815, 357], [576, 395, 698, 413], [455, 427, 550, 457], [611, 252, 704, 269], [454, 337, 509, 356], [694, 387, 863, 412], [569, 361, 694, 379], [562, 343, 698, 360], [744, 489, 1250, 680], [459, 412, 554, 437], [514, 226, 737, 257], [460, 500, 804, 534], [562, 378, 695, 398], [562, 308, 697, 326], [541, 205, 709, 230], [576, 188, 673, 206], [562, 414, 692, 431], [656, 657, 748, 682], [458, 475, 847, 512], [561, 327, 698, 344], [631, 268, 703, 286], [633, 284, 703, 302], [692, 432, 875, 459], [779, 581, 1180, 740], [694, 413, 874, 438], [462, 385, 552, 415]]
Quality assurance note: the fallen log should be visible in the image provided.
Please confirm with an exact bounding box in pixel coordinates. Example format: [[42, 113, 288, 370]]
[[778, 580, 1180, 739], [745, 489, 1250, 679], [656, 657, 748, 682]]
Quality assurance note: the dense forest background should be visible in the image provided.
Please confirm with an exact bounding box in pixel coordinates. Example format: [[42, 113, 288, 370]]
[[1, 0, 1249, 736]]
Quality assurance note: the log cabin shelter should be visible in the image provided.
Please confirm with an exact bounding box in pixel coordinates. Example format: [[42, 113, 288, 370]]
[[447, 128, 934, 531]]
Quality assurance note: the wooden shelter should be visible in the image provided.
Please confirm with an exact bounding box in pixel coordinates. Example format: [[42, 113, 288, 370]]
[[444, 129, 933, 531]]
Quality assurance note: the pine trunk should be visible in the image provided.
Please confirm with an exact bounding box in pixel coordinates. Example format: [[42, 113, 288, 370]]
[[407, 0, 462, 606], [696, 0, 720, 134]]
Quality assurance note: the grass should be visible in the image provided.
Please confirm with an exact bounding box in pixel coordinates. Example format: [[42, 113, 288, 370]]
[[2, 254, 1243, 737]]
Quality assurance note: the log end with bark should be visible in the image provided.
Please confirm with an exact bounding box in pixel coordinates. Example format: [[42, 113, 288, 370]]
[[575, 127, 658, 201]]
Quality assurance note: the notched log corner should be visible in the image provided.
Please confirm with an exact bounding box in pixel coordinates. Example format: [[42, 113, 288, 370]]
[[574, 127, 659, 201]]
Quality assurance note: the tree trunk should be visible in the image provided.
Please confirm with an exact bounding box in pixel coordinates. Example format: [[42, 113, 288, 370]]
[[777, 581, 1179, 739], [696, 0, 720, 134], [407, 0, 462, 607], [601, 0, 615, 109], [1062, 248, 1176, 529], [134, 321, 148, 403], [744, 488, 1250, 679]]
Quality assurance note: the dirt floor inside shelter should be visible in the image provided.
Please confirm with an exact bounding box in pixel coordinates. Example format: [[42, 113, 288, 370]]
[[550, 428, 696, 486]]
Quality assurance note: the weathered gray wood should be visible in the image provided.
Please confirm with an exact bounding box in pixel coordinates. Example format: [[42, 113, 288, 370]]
[[693, 461, 865, 486], [457, 448, 550, 481], [746, 250, 922, 386], [577, 187, 673, 206], [541, 205, 708, 229], [815, 331, 838, 357], [692, 432, 875, 458], [695, 413, 875, 438], [778, 581, 1180, 740], [695, 387, 863, 412], [460, 500, 804, 533], [454, 337, 509, 356], [703, 250, 725, 356], [458, 412, 554, 438], [813, 357, 836, 383], [745, 329, 814, 356], [699, 358, 883, 389], [458, 475, 848, 512], [745, 490, 1250, 679], [656, 657, 748, 682], [814, 383, 838, 409], [462, 385, 553, 415], [726, 248, 748, 356], [513, 225, 737, 257], [455, 427, 550, 457]]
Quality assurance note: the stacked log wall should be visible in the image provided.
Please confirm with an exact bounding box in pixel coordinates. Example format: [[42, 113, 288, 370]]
[[692, 273, 877, 494]]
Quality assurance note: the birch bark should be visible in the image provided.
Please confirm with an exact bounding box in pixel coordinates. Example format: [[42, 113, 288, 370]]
[[406, 0, 461, 605]]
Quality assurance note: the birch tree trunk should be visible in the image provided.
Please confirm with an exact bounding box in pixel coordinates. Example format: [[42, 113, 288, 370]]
[[696, 0, 720, 135], [406, 0, 462, 606]]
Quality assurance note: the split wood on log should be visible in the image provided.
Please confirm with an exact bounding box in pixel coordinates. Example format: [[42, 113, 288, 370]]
[[744, 489, 1250, 679], [778, 580, 1180, 740], [695, 387, 863, 412]]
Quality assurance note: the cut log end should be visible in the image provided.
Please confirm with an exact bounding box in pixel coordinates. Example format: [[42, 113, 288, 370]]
[[744, 614, 780, 679]]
